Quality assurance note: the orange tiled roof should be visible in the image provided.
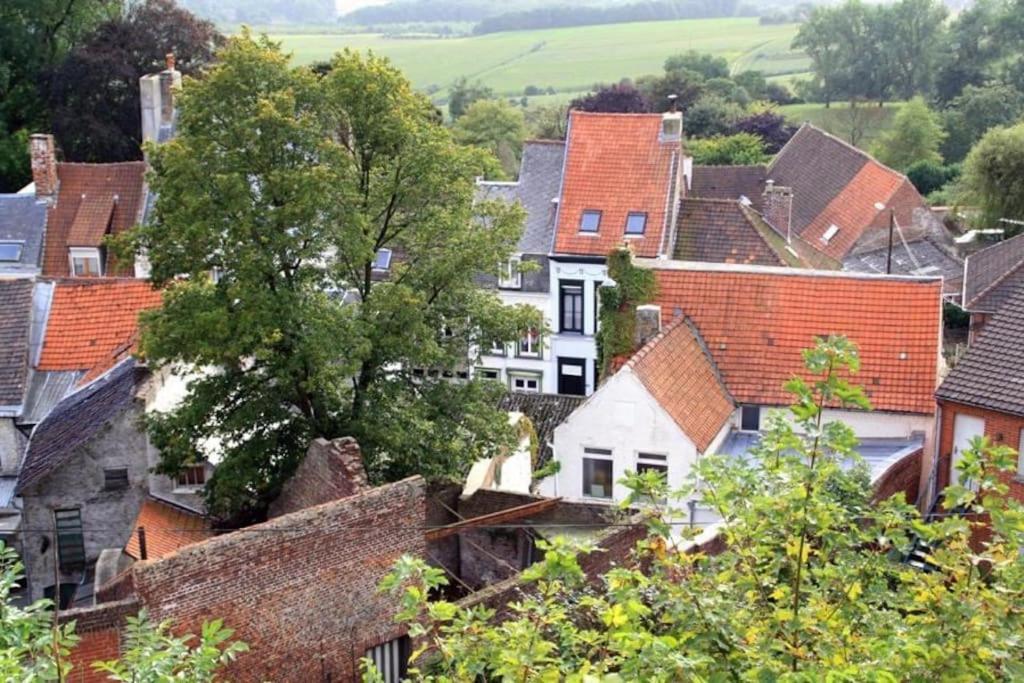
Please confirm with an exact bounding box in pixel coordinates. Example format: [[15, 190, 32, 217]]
[[628, 318, 734, 452], [37, 279, 162, 371], [554, 111, 678, 258], [42, 162, 147, 277], [125, 498, 213, 561], [647, 264, 941, 414]]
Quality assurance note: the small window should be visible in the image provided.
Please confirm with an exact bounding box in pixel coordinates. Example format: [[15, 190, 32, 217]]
[[820, 224, 839, 244], [55, 508, 86, 573], [579, 210, 602, 233], [373, 248, 392, 271], [0, 242, 23, 262], [487, 340, 506, 356], [498, 258, 522, 289], [477, 368, 500, 381], [69, 248, 102, 277], [509, 371, 541, 393], [103, 468, 129, 491], [583, 448, 613, 499], [176, 464, 206, 488], [517, 327, 541, 357], [636, 453, 668, 501], [365, 635, 411, 683], [625, 212, 647, 236], [560, 281, 584, 333], [741, 405, 760, 432]]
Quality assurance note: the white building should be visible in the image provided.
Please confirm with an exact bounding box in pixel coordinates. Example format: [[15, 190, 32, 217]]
[[541, 261, 943, 516]]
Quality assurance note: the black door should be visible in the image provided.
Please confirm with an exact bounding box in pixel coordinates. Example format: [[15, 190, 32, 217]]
[[558, 357, 587, 395]]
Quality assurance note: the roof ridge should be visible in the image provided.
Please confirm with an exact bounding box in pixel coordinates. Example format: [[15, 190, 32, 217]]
[[965, 255, 1024, 310], [681, 316, 734, 404], [524, 139, 566, 146], [792, 122, 910, 184], [738, 203, 791, 267], [58, 161, 147, 169], [964, 229, 1024, 261], [625, 315, 690, 371], [147, 492, 208, 518], [569, 110, 664, 119], [637, 257, 941, 282]]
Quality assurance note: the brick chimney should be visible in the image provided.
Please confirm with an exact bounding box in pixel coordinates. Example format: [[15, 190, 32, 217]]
[[762, 179, 794, 242], [29, 134, 58, 200], [635, 304, 662, 348]]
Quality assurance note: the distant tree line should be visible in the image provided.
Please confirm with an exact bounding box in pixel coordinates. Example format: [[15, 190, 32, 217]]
[[473, 0, 747, 35], [179, 0, 335, 24], [341, 0, 499, 26]]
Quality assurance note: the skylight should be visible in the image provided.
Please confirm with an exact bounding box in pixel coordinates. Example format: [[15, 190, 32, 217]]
[[580, 210, 601, 233], [373, 248, 392, 270], [625, 212, 647, 235], [0, 242, 23, 262], [821, 224, 840, 244]]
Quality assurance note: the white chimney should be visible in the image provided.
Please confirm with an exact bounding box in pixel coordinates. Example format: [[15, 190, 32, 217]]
[[140, 53, 182, 145]]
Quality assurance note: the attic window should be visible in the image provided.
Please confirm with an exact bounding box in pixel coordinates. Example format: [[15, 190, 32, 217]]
[[625, 212, 647, 236], [69, 247, 102, 277], [820, 224, 840, 244], [372, 248, 392, 271], [0, 242, 22, 262], [580, 210, 601, 233]]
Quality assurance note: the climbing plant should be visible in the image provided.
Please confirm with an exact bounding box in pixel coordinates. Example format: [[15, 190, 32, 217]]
[[596, 246, 657, 378]]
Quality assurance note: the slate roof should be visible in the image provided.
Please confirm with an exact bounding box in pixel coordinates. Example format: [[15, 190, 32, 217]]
[[936, 285, 1024, 416], [768, 124, 927, 260], [961, 232, 1024, 313], [689, 165, 766, 210], [627, 318, 735, 452], [16, 358, 143, 493], [673, 198, 788, 267], [0, 193, 46, 275], [125, 497, 213, 561], [37, 279, 162, 372], [0, 280, 33, 411], [645, 262, 942, 414], [42, 162, 147, 277], [477, 140, 566, 255], [500, 391, 586, 466], [554, 111, 679, 258], [844, 236, 963, 296], [19, 370, 85, 425]]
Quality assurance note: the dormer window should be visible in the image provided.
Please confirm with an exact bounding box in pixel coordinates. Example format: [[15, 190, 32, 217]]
[[820, 224, 839, 245], [625, 212, 647, 236], [0, 241, 23, 262], [69, 247, 102, 277], [580, 210, 601, 233], [372, 248, 392, 271], [498, 257, 522, 289]]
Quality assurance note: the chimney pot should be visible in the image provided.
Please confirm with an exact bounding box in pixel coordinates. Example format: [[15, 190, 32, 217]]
[[635, 304, 662, 348], [29, 134, 58, 200], [165, 52, 176, 71]]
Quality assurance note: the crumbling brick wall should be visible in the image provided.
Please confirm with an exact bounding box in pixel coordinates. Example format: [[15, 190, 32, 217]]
[[59, 598, 140, 683], [872, 448, 922, 505], [268, 437, 369, 518]]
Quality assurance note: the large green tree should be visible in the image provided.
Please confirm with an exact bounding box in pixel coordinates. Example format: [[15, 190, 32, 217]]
[[135, 34, 538, 521], [871, 96, 946, 170], [940, 83, 1024, 163], [451, 99, 526, 179], [376, 337, 1024, 680], [961, 122, 1024, 228], [0, 0, 118, 190]]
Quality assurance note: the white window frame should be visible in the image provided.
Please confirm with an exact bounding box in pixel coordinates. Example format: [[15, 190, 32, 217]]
[[635, 451, 668, 501], [820, 224, 840, 244], [508, 370, 542, 394], [373, 248, 393, 271], [517, 327, 542, 358], [69, 247, 102, 277], [582, 447, 614, 500], [625, 212, 647, 236], [498, 257, 522, 289], [579, 210, 602, 233], [0, 241, 23, 262], [477, 367, 500, 382]]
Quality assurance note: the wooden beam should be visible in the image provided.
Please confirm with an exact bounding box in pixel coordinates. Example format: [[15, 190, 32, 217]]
[[425, 497, 562, 541]]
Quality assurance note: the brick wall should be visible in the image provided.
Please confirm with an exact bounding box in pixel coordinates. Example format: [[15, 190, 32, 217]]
[[99, 477, 426, 682], [59, 598, 139, 683], [268, 437, 369, 518], [936, 400, 1024, 502], [872, 448, 922, 505]]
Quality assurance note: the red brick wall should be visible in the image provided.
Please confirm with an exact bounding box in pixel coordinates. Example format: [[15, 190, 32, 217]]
[[936, 400, 1024, 502], [59, 598, 140, 683], [268, 437, 369, 518], [120, 477, 426, 682], [872, 448, 922, 504]]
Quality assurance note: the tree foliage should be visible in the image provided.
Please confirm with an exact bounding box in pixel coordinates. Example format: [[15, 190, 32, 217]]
[[596, 246, 656, 377], [451, 99, 526, 179], [871, 96, 946, 170], [45, 0, 222, 163], [729, 107, 796, 154], [961, 122, 1024, 228], [940, 83, 1024, 163], [569, 83, 649, 114], [447, 77, 493, 120], [134, 34, 539, 521], [375, 336, 1024, 680], [687, 132, 768, 166]]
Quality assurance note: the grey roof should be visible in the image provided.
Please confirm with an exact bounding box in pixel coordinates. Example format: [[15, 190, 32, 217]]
[[19, 370, 85, 425], [0, 193, 46, 275], [500, 391, 586, 467], [937, 285, 1024, 416], [843, 237, 963, 295], [690, 165, 766, 210], [719, 430, 925, 483], [962, 232, 1024, 313], [0, 280, 33, 412], [476, 140, 565, 254], [17, 359, 142, 494]]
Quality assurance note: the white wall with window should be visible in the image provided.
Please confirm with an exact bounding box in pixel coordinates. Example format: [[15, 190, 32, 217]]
[[547, 258, 606, 396], [475, 289, 555, 392], [68, 247, 102, 277]]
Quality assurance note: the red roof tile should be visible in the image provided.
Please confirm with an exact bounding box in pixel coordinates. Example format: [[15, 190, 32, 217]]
[[628, 318, 734, 451], [42, 162, 146, 277], [37, 279, 162, 371], [125, 498, 213, 561], [554, 112, 678, 258], [647, 264, 941, 414]]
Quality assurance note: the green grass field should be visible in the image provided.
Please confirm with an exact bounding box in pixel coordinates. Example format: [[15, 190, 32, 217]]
[[268, 18, 808, 98], [779, 101, 907, 149]]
